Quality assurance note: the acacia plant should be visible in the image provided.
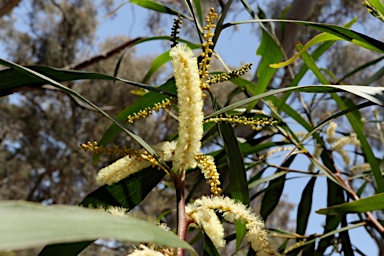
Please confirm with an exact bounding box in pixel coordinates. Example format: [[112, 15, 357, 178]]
[[0, 1, 384, 256]]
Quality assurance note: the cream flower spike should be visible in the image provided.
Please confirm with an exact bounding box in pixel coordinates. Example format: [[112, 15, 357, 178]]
[[96, 141, 177, 186], [187, 196, 280, 255], [170, 44, 204, 172], [186, 204, 225, 249]]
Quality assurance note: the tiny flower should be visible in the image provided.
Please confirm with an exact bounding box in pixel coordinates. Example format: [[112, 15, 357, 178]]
[[127, 245, 165, 256], [105, 206, 127, 217]]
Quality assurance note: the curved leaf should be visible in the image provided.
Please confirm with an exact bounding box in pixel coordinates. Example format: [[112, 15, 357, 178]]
[[316, 192, 384, 215], [0, 201, 197, 255], [260, 155, 295, 222], [296, 177, 316, 235], [40, 166, 166, 255], [270, 18, 357, 68], [205, 85, 384, 119], [0, 64, 176, 97], [129, 0, 192, 19], [224, 19, 384, 53]]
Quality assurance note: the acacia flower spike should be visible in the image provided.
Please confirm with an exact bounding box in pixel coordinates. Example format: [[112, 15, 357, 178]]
[[170, 44, 204, 172], [95, 141, 177, 186], [187, 196, 280, 255]]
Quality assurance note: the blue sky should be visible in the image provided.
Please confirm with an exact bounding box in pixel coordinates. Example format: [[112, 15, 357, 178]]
[[4, 1, 381, 255]]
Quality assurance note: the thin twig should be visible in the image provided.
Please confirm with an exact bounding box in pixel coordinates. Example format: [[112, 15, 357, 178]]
[[65, 37, 143, 70]]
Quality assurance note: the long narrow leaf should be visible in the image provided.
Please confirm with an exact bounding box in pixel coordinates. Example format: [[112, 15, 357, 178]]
[[296, 177, 316, 235], [40, 167, 166, 255], [129, 0, 192, 19], [224, 19, 384, 53], [0, 201, 196, 255], [260, 156, 295, 222], [205, 85, 384, 120], [316, 192, 384, 215]]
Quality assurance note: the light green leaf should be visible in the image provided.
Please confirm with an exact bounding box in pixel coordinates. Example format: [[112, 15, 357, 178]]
[[0, 201, 196, 255], [270, 18, 357, 68], [316, 192, 384, 215], [129, 0, 191, 19], [369, 0, 384, 17], [204, 85, 384, 119], [40, 167, 166, 255], [284, 222, 365, 253], [255, 28, 282, 95]]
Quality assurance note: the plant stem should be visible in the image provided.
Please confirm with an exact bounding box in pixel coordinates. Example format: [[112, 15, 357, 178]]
[[174, 171, 187, 256]]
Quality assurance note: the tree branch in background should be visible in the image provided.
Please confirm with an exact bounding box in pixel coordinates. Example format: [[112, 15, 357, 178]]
[[0, 0, 21, 17], [66, 37, 143, 70]]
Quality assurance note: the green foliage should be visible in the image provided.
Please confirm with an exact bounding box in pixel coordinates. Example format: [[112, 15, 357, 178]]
[[0, 0, 383, 255], [0, 201, 196, 255]]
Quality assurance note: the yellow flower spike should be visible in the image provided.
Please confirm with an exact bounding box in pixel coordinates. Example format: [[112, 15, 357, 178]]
[[186, 195, 280, 255], [170, 44, 204, 172], [206, 63, 252, 86], [124, 98, 173, 124]]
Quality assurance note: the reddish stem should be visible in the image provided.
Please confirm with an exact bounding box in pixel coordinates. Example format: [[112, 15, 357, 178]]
[[173, 171, 188, 256]]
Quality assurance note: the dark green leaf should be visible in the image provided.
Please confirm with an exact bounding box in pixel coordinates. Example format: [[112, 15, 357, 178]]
[[260, 155, 295, 222], [296, 176, 316, 235], [210, 92, 248, 249], [340, 216, 354, 256], [224, 19, 384, 53], [0, 65, 176, 97], [203, 234, 220, 256]]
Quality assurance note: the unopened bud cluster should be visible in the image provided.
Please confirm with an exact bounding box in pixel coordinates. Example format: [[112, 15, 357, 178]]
[[207, 63, 252, 85], [170, 14, 182, 47], [199, 8, 218, 90], [363, 0, 384, 22], [195, 154, 222, 195], [124, 98, 173, 124], [79, 141, 139, 157], [205, 115, 277, 131]]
